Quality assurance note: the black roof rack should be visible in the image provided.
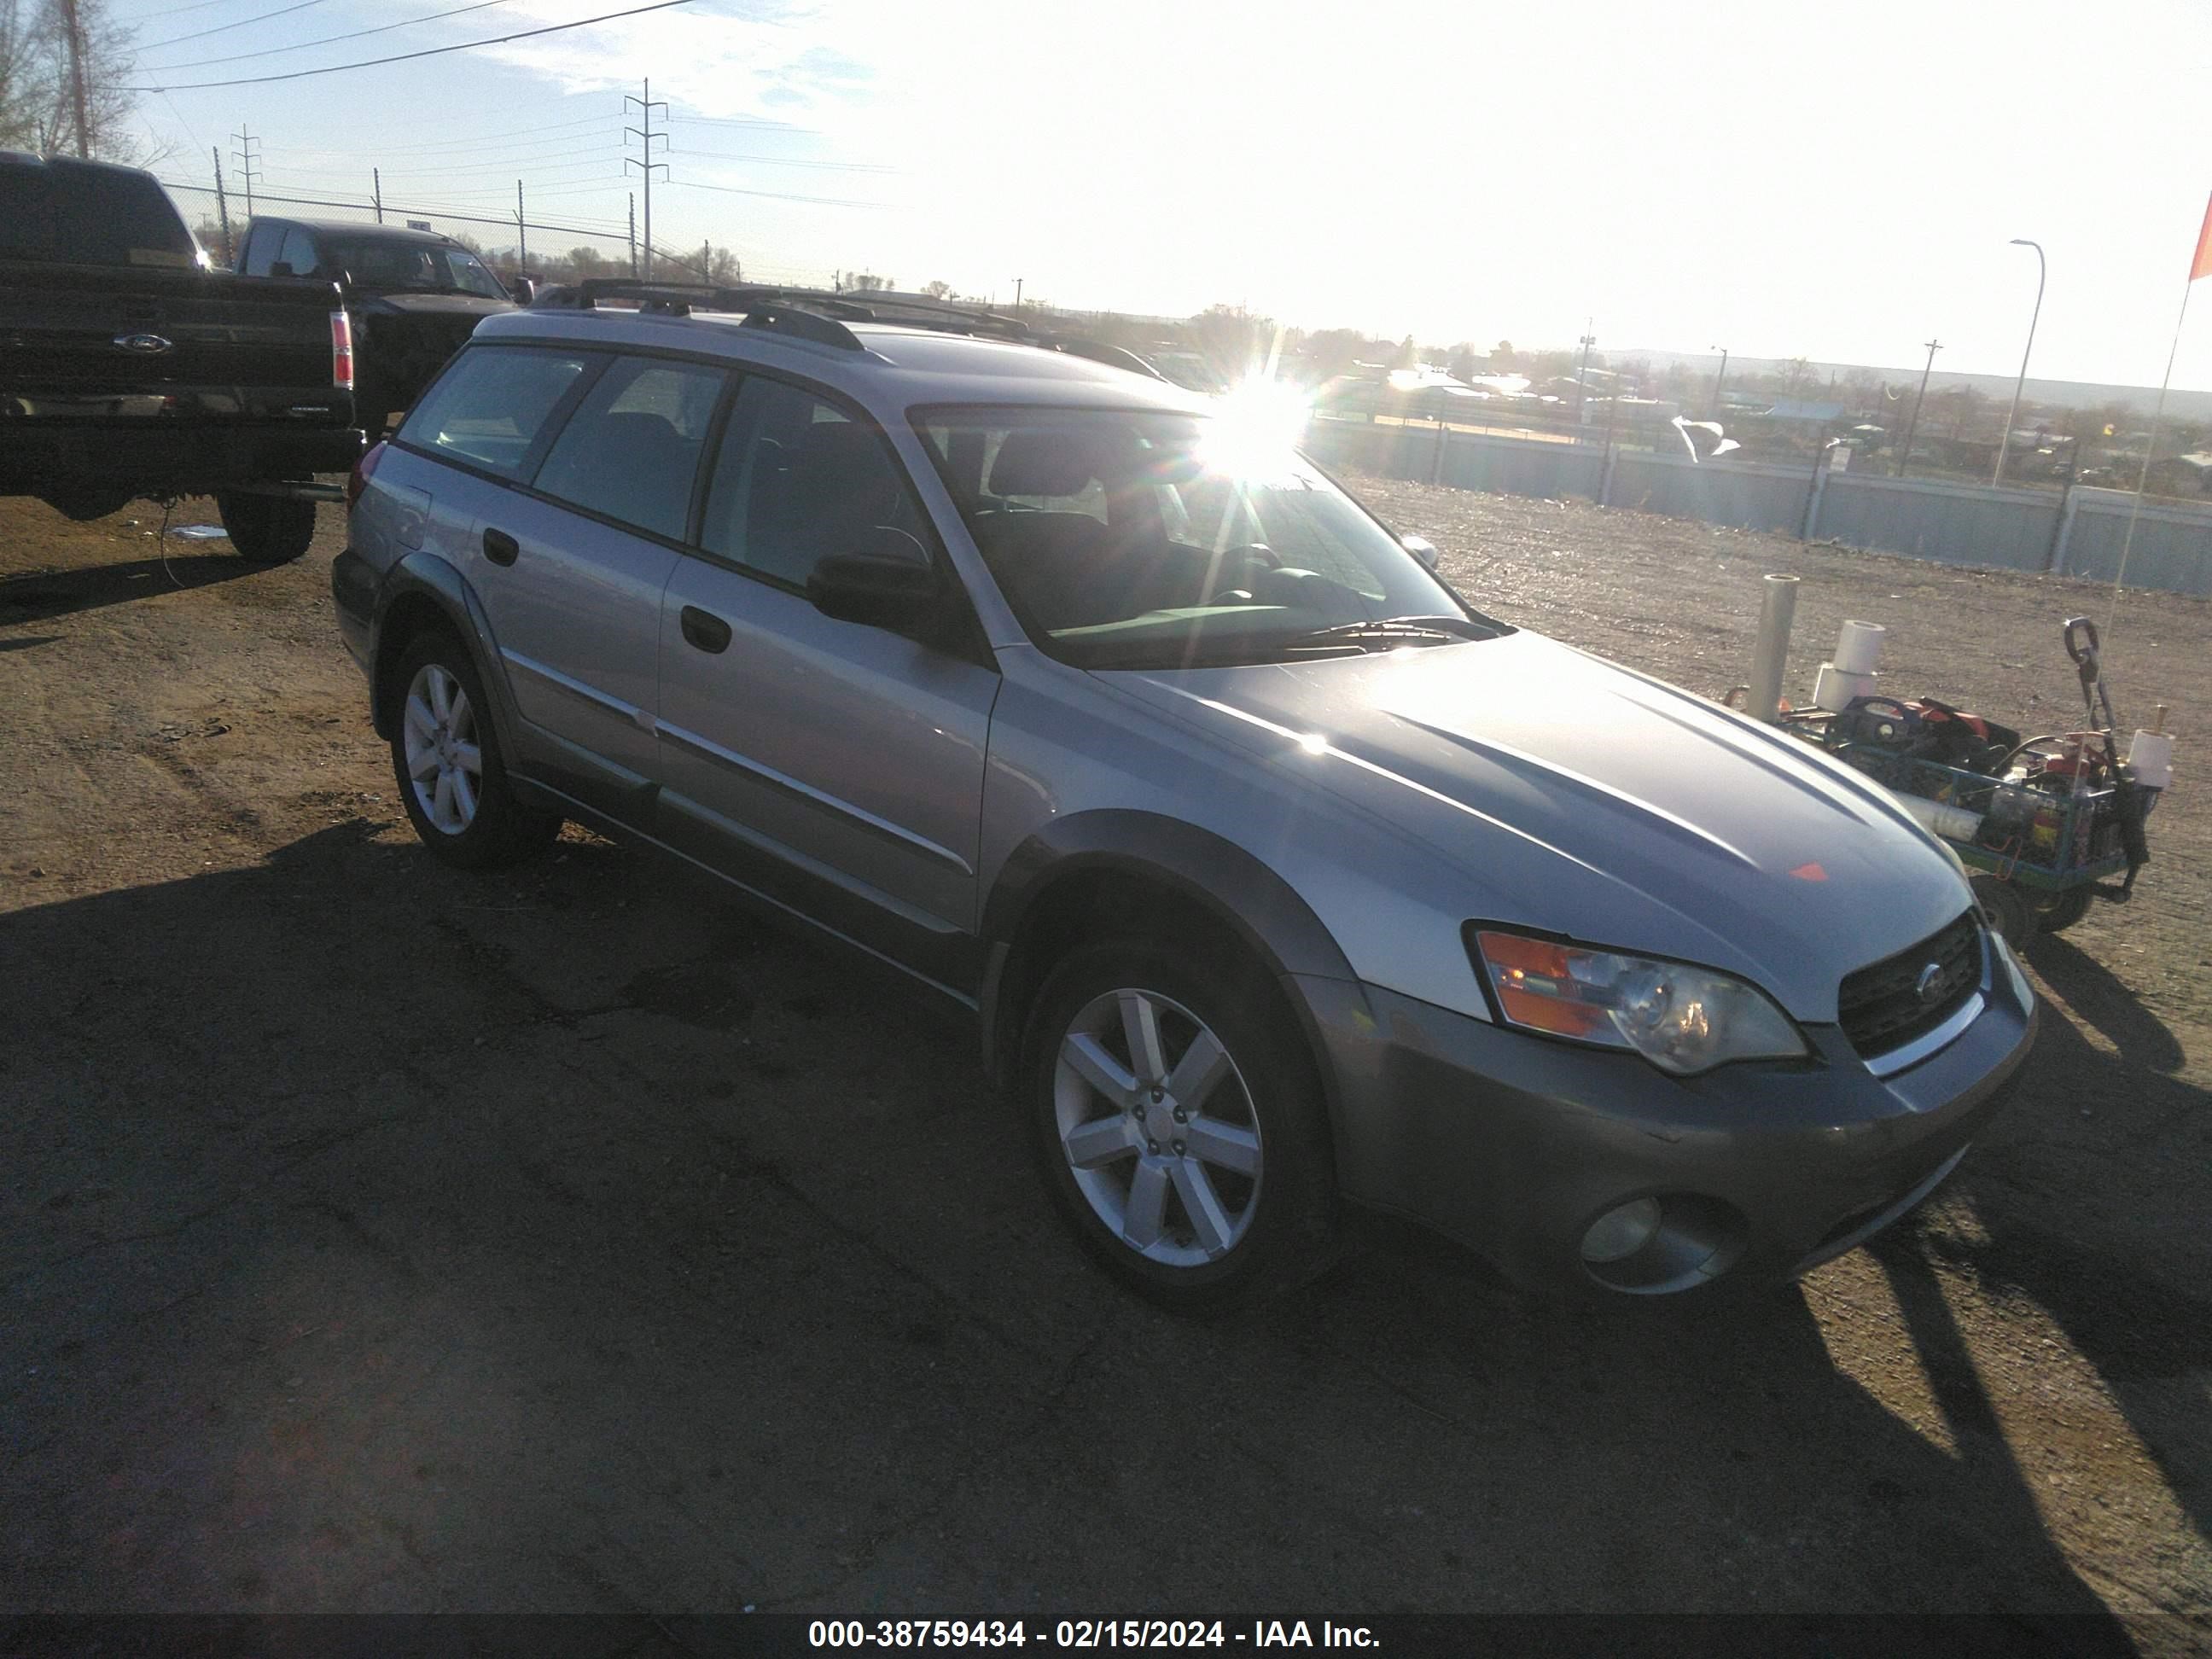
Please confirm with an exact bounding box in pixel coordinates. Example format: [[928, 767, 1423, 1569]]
[[550, 279, 864, 352], [728, 285, 1035, 341]]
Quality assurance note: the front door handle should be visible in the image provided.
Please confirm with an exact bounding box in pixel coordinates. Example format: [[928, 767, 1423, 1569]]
[[482, 527, 519, 566], [680, 605, 732, 654]]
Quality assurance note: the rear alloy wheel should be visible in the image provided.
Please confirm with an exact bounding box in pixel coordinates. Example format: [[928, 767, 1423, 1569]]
[[389, 632, 559, 869], [1023, 940, 1336, 1309], [216, 489, 318, 565]]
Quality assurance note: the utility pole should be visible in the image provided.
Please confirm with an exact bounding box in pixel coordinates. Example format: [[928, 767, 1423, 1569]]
[[627, 195, 637, 276], [1575, 320, 1597, 430], [1013, 276, 1023, 309], [212, 148, 232, 265], [1708, 345, 1729, 418], [55, 0, 90, 155], [515, 180, 527, 272], [623, 79, 668, 280], [372, 168, 382, 224], [230, 127, 261, 218], [1897, 338, 1941, 479], [1992, 237, 2046, 488], [701, 239, 711, 281]]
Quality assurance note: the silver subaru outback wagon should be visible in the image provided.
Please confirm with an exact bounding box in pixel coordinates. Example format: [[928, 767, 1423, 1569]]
[[332, 286, 2036, 1308]]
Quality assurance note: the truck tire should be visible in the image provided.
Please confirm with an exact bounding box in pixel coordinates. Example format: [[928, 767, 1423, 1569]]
[[217, 491, 318, 565]]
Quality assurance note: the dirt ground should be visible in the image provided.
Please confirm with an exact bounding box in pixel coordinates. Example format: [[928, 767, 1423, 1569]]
[[1, 482, 2207, 1647]]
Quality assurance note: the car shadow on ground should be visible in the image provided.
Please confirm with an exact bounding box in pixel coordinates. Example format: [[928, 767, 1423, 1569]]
[[0, 822, 2182, 1637], [0, 554, 253, 626], [2026, 929, 2188, 1074]]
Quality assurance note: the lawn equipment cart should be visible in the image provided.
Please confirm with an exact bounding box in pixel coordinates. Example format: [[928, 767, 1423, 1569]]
[[1780, 619, 2168, 946]]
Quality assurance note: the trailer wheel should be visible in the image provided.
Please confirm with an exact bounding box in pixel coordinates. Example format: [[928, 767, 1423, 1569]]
[[2030, 887, 2093, 934], [1970, 875, 2030, 950]]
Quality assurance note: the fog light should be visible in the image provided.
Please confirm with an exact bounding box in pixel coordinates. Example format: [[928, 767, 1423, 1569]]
[[1581, 1197, 1663, 1264]]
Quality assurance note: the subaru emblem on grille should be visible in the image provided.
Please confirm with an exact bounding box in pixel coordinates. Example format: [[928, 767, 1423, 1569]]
[[1914, 962, 1944, 1004]]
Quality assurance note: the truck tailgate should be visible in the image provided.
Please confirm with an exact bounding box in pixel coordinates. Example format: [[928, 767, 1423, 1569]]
[[0, 262, 347, 423]]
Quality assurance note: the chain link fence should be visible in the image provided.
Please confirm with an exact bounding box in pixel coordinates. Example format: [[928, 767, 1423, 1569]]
[[156, 178, 831, 290]]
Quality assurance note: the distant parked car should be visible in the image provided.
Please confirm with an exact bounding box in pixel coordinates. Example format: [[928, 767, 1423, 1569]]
[[1313, 371, 1493, 424], [236, 218, 516, 438]]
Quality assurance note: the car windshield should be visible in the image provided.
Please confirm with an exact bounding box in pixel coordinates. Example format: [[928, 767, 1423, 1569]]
[[323, 238, 507, 299], [915, 404, 1494, 669]]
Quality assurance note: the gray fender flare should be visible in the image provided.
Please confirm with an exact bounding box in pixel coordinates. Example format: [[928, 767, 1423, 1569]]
[[976, 810, 1369, 1143], [368, 551, 521, 753]]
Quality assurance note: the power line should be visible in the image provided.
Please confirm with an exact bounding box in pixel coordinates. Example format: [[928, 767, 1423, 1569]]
[[668, 176, 889, 210], [119, 0, 697, 92], [121, 0, 281, 22], [270, 143, 618, 178], [138, 0, 333, 53], [139, 0, 516, 70], [672, 148, 899, 174], [271, 114, 617, 158], [672, 113, 815, 132]]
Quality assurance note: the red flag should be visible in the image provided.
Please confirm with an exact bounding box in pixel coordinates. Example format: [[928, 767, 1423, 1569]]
[[2193, 190, 2212, 282]]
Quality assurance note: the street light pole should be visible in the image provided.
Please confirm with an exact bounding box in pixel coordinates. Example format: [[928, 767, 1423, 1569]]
[[1708, 345, 1729, 418], [1991, 238, 2045, 487]]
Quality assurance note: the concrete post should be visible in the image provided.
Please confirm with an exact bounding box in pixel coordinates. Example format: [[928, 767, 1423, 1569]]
[[1747, 573, 1802, 724]]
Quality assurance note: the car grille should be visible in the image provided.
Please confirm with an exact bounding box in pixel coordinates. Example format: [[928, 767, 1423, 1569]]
[[1837, 909, 1982, 1060]]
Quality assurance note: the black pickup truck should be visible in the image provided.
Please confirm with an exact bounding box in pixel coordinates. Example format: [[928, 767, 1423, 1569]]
[[236, 218, 517, 438], [0, 152, 364, 563]]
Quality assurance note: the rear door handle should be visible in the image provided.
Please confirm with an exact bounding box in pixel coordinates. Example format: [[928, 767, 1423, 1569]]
[[680, 605, 732, 654], [482, 527, 519, 566]]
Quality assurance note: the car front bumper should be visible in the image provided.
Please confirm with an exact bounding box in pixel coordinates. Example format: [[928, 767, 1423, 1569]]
[[1297, 933, 2037, 1295]]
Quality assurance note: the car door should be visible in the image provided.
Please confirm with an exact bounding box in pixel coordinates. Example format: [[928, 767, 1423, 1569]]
[[655, 372, 1000, 964], [399, 344, 717, 818]]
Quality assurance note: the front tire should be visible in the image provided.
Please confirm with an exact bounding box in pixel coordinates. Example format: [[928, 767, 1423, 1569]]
[[1020, 939, 1338, 1310], [388, 632, 560, 870], [217, 490, 318, 565], [2030, 885, 2093, 934]]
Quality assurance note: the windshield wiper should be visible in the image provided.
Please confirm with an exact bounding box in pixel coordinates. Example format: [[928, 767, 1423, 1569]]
[[1283, 614, 1498, 649]]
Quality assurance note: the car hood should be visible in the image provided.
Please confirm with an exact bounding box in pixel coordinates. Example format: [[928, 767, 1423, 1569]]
[[1109, 629, 1976, 1022]]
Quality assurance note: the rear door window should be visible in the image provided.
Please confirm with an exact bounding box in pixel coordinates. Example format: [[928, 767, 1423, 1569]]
[[397, 346, 594, 479], [531, 355, 728, 542], [240, 224, 279, 276], [276, 228, 318, 277]]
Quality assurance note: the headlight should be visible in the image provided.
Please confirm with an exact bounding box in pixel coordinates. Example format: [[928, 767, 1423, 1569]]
[[1470, 929, 1807, 1076]]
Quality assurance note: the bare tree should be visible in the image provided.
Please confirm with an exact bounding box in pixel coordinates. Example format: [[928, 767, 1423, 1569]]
[[2, 0, 147, 160]]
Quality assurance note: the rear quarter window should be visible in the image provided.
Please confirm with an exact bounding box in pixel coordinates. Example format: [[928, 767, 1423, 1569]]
[[398, 346, 592, 478]]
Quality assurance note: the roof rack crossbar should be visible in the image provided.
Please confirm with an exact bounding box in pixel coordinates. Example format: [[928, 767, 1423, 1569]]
[[559, 278, 864, 352]]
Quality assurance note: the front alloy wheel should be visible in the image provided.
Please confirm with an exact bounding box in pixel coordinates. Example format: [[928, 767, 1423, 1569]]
[[1056, 987, 1265, 1266], [1023, 940, 1336, 1309]]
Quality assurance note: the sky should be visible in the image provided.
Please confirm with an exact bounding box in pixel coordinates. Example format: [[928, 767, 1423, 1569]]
[[119, 0, 2212, 393]]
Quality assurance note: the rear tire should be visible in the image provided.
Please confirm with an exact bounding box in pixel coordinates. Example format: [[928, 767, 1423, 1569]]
[[387, 630, 560, 870], [1970, 874, 2031, 950], [1019, 937, 1338, 1311], [217, 490, 318, 565], [2030, 886, 2093, 934]]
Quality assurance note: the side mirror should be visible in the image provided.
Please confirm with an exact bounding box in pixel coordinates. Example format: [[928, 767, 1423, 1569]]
[[806, 528, 943, 631], [1400, 533, 1440, 571]]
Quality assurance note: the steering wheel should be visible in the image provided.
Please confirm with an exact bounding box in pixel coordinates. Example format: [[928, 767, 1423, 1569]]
[[1205, 544, 1279, 603]]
